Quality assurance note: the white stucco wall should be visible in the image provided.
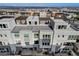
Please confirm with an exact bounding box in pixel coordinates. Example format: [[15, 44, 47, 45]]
[[19, 30, 34, 47], [40, 12, 47, 17]]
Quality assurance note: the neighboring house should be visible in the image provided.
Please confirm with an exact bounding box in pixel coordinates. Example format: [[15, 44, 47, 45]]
[[26, 16, 39, 26], [0, 16, 16, 54], [50, 17, 79, 52], [39, 17, 50, 25]]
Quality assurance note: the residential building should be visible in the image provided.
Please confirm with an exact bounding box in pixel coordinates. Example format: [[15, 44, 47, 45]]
[[0, 8, 79, 54]]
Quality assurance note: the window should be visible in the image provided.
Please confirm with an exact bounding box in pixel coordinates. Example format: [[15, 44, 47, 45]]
[[47, 43, 49, 45], [29, 21, 31, 25], [0, 24, 2, 28], [58, 35, 64, 38], [24, 34, 29, 37], [45, 35, 47, 37], [68, 35, 77, 40], [35, 21, 37, 25], [60, 43, 62, 45], [45, 21, 49, 24], [76, 36, 79, 42], [58, 25, 61, 29], [0, 42, 2, 45], [24, 34, 29, 41], [42, 42, 50, 46], [0, 24, 8, 28], [45, 43, 46, 45], [58, 35, 60, 38], [25, 42, 29, 45], [15, 33, 19, 37], [0, 34, 2, 37], [16, 42, 21, 45], [34, 34, 39, 38], [62, 25, 67, 29], [58, 25, 67, 29], [3, 24, 7, 28], [48, 35, 50, 39], [56, 43, 58, 45], [4, 34, 7, 37], [62, 35, 64, 37], [43, 35, 51, 40], [34, 40, 39, 44], [42, 43, 44, 45]]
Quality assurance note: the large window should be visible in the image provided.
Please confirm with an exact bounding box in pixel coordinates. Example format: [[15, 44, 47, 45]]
[[15, 33, 19, 38], [43, 34, 51, 40], [24, 34, 29, 41], [34, 40, 39, 44], [24, 34, 29, 37], [68, 35, 77, 40], [25, 42, 29, 45], [24, 34, 29, 45], [0, 24, 8, 28], [58, 25, 67, 29], [42, 43, 49, 46], [42, 35, 51, 46]]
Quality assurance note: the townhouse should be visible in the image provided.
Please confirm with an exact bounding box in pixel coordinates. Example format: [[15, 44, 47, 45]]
[[11, 16, 53, 52], [0, 16, 16, 54], [50, 17, 79, 52], [0, 8, 79, 54]]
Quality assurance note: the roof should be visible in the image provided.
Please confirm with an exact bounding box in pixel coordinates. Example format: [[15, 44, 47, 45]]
[[11, 26, 52, 33], [0, 16, 14, 19], [15, 16, 28, 20], [51, 18, 67, 23], [39, 17, 50, 21], [0, 16, 14, 22], [27, 16, 39, 21]]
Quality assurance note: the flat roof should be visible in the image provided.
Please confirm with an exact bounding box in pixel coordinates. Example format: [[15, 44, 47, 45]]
[[39, 17, 50, 21], [51, 18, 67, 23], [27, 16, 39, 21], [11, 26, 52, 33]]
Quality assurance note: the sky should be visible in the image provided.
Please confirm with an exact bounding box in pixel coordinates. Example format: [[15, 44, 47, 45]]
[[0, 3, 79, 7]]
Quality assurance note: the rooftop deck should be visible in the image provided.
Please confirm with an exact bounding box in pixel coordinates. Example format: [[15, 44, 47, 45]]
[[11, 26, 52, 33]]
